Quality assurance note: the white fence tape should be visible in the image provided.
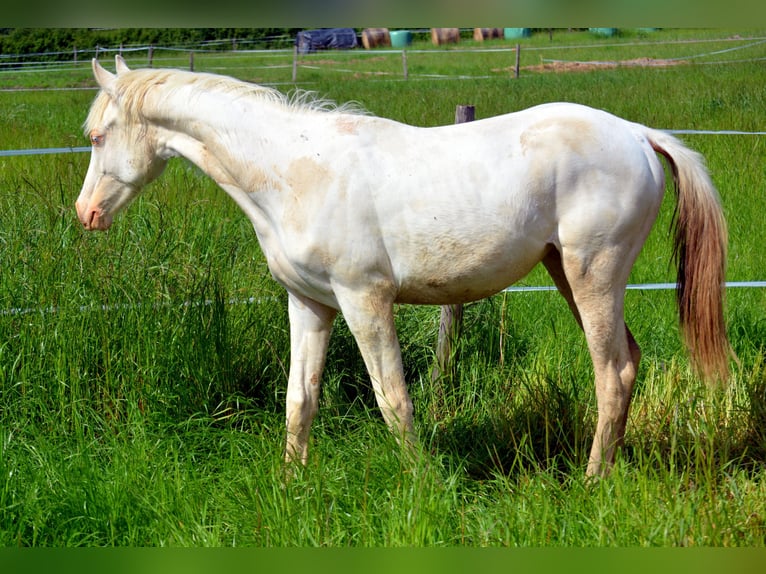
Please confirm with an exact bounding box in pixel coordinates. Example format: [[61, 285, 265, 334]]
[[3, 282, 765, 318], [0, 146, 90, 156], [504, 282, 766, 293], [2, 129, 765, 157]]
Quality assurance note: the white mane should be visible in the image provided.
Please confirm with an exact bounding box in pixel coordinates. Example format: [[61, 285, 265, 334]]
[[84, 67, 367, 134]]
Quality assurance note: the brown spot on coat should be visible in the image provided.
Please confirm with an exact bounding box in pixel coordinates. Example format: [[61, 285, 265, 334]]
[[521, 117, 595, 157]]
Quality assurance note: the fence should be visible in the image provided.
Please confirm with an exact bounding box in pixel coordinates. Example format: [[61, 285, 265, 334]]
[[2, 33, 765, 317], [4, 128, 766, 159], [1, 125, 764, 321], [2, 33, 766, 85]]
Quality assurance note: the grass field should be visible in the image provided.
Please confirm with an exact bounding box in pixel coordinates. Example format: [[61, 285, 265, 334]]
[[1, 28, 766, 546]]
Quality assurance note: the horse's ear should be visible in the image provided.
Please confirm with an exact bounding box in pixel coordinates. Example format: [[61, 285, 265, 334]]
[[115, 54, 130, 74], [92, 58, 117, 94]]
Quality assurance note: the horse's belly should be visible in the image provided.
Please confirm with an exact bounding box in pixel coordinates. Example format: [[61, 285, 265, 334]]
[[393, 241, 546, 305], [395, 281, 521, 305]]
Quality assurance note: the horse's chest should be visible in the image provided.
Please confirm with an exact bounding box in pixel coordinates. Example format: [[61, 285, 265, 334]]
[[261, 243, 338, 306]]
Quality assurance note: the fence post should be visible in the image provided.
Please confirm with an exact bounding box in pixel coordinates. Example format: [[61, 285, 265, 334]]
[[430, 104, 475, 412], [189, 51, 194, 71], [148, 45, 154, 68], [292, 45, 298, 83], [402, 49, 408, 80], [514, 43, 521, 78]]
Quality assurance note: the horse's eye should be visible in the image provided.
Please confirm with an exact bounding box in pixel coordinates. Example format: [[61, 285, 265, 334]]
[[90, 133, 105, 146]]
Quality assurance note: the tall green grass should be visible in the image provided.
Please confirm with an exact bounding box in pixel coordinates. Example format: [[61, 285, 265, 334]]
[[1, 29, 765, 546]]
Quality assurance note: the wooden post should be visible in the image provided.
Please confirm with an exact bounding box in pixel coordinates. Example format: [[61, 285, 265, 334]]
[[189, 51, 194, 71], [430, 104, 475, 406], [514, 43, 521, 78], [73, 46, 77, 63], [292, 45, 298, 83], [402, 49, 408, 80], [148, 45, 154, 68]]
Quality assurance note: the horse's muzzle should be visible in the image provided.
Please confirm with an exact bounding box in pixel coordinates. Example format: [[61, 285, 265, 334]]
[[75, 201, 113, 231]]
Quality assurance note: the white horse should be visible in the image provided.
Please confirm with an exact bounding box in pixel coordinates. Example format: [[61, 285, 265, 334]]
[[76, 56, 730, 476]]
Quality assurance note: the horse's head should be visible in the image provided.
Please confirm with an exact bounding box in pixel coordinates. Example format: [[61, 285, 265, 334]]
[[76, 56, 170, 231]]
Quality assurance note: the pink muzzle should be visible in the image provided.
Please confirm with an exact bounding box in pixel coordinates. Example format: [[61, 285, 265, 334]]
[[75, 200, 113, 231]]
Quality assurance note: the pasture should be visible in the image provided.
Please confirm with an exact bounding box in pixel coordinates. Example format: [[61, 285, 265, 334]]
[[1, 28, 766, 546]]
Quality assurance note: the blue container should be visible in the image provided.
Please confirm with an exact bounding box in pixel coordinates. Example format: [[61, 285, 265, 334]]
[[390, 30, 413, 48], [589, 28, 619, 37], [504, 28, 531, 39]]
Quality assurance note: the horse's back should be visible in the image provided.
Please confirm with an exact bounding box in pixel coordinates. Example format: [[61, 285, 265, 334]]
[[363, 103, 668, 303], [263, 101, 668, 306]]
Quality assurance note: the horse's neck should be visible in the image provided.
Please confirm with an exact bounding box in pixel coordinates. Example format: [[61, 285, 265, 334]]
[[156, 89, 263, 146], [150, 87, 324, 237], [153, 89, 300, 188]]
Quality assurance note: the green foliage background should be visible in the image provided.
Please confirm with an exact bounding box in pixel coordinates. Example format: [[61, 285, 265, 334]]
[[0, 28, 301, 58]]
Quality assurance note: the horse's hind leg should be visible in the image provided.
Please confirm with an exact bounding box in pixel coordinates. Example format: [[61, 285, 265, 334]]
[[585, 318, 641, 476], [542, 247, 583, 328], [547, 246, 641, 477]]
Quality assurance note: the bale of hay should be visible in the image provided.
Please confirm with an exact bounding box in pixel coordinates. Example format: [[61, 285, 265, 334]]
[[362, 28, 391, 49], [431, 28, 460, 46], [473, 28, 503, 41]]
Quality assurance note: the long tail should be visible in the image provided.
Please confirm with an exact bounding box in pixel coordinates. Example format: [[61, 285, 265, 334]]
[[647, 128, 732, 382]]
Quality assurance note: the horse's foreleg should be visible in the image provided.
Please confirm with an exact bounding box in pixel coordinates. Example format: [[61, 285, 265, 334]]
[[284, 293, 337, 465], [335, 287, 416, 450]]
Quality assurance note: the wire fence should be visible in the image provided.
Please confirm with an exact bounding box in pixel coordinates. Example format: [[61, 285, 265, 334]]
[[2, 32, 766, 83], [4, 126, 766, 158], [3, 282, 766, 319]]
